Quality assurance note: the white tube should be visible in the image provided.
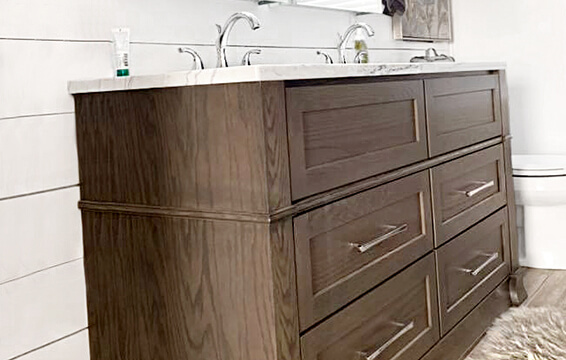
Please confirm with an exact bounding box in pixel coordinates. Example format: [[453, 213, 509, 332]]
[[112, 28, 130, 77]]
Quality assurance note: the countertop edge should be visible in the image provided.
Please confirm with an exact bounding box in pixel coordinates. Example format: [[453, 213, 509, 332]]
[[68, 62, 507, 94]]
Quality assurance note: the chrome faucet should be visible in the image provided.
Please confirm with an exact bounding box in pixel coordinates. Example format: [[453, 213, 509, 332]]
[[337, 23, 375, 64], [216, 12, 261, 68]]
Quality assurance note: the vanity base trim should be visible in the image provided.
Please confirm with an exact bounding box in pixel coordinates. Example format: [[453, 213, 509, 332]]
[[79, 200, 271, 223], [420, 279, 511, 360]]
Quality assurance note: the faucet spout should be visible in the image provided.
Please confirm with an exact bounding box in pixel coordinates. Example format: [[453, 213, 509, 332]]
[[216, 12, 261, 68], [338, 23, 375, 64]]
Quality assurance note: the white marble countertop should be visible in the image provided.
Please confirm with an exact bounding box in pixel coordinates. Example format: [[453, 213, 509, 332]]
[[68, 62, 506, 94]]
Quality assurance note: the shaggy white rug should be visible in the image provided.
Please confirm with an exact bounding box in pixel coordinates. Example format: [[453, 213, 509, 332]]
[[468, 307, 566, 360]]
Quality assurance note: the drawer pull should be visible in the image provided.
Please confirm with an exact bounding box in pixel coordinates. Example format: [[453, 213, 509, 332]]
[[350, 224, 408, 253], [465, 180, 495, 197], [358, 321, 415, 360], [462, 252, 499, 276]]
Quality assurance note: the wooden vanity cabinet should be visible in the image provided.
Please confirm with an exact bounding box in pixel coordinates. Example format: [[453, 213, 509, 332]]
[[74, 70, 524, 360]]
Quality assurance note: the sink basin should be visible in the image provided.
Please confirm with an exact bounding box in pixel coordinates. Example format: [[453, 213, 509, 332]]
[[68, 62, 506, 95]]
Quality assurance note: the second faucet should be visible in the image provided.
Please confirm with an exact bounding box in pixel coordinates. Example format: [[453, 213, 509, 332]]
[[337, 23, 375, 64], [216, 12, 261, 68]]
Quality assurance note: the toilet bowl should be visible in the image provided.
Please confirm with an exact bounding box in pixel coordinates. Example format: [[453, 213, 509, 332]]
[[513, 155, 566, 269]]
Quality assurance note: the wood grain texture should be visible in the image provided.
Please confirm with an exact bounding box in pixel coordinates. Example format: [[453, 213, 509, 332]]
[[286, 79, 428, 200], [269, 219, 301, 360], [523, 269, 566, 308], [422, 280, 511, 360], [431, 144, 507, 246], [426, 75, 502, 157], [436, 208, 510, 335], [73, 70, 518, 360], [75, 82, 291, 215], [260, 82, 292, 212], [294, 171, 434, 330], [301, 254, 440, 360], [79, 200, 271, 223], [82, 212, 293, 360], [521, 268, 552, 301]]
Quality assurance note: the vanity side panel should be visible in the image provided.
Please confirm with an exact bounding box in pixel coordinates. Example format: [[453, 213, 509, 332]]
[[82, 212, 281, 360], [498, 70, 518, 272], [498, 70, 527, 305], [74, 83, 271, 214]]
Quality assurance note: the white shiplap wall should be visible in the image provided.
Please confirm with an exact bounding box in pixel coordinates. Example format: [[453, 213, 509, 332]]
[[0, 1, 450, 358]]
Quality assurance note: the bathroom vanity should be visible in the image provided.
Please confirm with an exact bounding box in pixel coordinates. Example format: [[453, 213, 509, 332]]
[[70, 63, 526, 360]]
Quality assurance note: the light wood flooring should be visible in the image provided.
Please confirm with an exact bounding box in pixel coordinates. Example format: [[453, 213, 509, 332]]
[[465, 268, 566, 359]]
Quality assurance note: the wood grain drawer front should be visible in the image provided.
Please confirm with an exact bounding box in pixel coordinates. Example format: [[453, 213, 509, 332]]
[[431, 145, 507, 246], [426, 74, 502, 156], [294, 171, 434, 331], [436, 208, 510, 335], [286, 80, 427, 200], [301, 254, 439, 360]]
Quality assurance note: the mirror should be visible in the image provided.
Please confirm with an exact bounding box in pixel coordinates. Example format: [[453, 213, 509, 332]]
[[260, 0, 384, 14]]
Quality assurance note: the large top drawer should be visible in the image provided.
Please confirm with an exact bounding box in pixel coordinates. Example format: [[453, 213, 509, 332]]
[[286, 80, 428, 200], [425, 74, 502, 156]]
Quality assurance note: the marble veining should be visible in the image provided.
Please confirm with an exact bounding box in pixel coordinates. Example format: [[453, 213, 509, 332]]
[[68, 62, 506, 94]]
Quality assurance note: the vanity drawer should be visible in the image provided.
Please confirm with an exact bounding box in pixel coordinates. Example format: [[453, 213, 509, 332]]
[[425, 74, 502, 156], [294, 171, 434, 330], [436, 208, 510, 335], [286, 80, 427, 200], [301, 254, 439, 360], [431, 145, 507, 246]]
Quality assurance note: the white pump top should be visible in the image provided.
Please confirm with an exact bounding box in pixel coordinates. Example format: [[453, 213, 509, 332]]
[[513, 155, 566, 176]]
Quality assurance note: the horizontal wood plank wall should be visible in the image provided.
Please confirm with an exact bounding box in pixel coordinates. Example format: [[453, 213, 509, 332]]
[[1, 0, 454, 358], [0, 260, 88, 360]]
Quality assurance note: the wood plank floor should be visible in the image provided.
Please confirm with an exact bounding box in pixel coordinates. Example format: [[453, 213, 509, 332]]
[[465, 268, 566, 359]]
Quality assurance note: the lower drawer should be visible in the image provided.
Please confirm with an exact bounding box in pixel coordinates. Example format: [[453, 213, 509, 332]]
[[420, 279, 511, 360], [436, 208, 510, 335], [301, 254, 439, 360]]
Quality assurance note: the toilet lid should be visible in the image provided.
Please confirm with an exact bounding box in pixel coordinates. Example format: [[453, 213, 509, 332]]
[[513, 155, 566, 176]]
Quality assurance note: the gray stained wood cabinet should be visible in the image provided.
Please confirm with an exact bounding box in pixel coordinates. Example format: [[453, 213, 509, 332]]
[[73, 69, 525, 360]]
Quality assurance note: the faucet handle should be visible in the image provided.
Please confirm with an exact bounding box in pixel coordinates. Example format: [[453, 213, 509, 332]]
[[241, 49, 262, 66], [178, 47, 205, 70], [316, 50, 334, 64], [354, 50, 369, 64]]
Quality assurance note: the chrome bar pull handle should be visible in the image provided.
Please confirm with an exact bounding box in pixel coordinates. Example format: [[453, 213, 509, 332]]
[[461, 252, 499, 276], [358, 321, 415, 360], [465, 180, 495, 197], [350, 224, 408, 253]]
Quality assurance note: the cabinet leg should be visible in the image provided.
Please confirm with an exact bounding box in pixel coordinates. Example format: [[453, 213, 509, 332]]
[[509, 268, 528, 306]]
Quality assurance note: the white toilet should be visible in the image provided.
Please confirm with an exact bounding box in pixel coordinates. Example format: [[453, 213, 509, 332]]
[[513, 155, 566, 269]]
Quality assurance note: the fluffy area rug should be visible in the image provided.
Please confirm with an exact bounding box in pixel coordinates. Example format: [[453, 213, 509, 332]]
[[468, 307, 566, 360]]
